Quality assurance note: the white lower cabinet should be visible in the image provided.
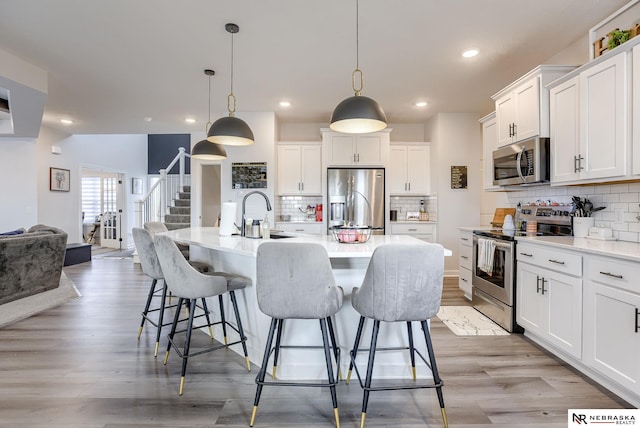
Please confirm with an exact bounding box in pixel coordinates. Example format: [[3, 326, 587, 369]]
[[516, 243, 583, 359], [274, 222, 323, 235], [390, 222, 436, 243], [584, 255, 640, 396], [458, 230, 473, 300]]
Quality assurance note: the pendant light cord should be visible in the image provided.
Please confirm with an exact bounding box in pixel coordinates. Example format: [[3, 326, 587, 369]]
[[352, 0, 363, 96], [206, 73, 212, 131], [227, 30, 237, 116]]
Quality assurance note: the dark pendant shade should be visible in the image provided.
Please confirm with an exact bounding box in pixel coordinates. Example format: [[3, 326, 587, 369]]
[[330, 95, 387, 134], [191, 139, 227, 160], [206, 115, 255, 146]]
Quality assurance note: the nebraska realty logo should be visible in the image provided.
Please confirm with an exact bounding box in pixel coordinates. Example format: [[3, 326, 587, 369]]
[[569, 409, 638, 426]]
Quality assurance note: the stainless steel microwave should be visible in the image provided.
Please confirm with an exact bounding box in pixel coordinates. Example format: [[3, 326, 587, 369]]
[[492, 137, 550, 186]]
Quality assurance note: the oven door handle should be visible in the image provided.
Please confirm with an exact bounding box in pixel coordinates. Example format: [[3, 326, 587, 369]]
[[474, 236, 513, 251]]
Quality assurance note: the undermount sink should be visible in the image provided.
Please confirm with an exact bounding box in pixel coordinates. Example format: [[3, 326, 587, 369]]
[[268, 232, 295, 239]]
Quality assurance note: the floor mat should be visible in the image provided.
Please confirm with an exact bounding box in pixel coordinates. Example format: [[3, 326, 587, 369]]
[[92, 248, 134, 259], [436, 306, 509, 336]]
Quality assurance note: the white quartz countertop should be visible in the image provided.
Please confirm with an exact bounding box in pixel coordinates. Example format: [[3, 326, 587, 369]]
[[163, 227, 452, 258], [458, 226, 493, 232], [516, 235, 640, 263]]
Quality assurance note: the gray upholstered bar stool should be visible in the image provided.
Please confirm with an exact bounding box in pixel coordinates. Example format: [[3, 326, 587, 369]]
[[153, 234, 251, 396], [132, 227, 213, 357], [347, 243, 448, 428], [144, 222, 190, 259], [250, 242, 344, 428]]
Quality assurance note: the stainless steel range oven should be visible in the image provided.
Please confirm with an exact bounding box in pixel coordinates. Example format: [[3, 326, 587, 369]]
[[471, 204, 574, 332]]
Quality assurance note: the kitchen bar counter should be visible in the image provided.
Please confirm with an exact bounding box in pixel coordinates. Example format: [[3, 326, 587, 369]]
[[161, 227, 450, 380], [516, 235, 640, 263]]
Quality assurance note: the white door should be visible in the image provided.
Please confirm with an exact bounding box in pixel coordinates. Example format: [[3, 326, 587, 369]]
[[406, 145, 430, 194], [277, 145, 303, 194], [100, 175, 122, 249], [389, 146, 407, 194], [300, 145, 322, 195], [513, 76, 540, 142]]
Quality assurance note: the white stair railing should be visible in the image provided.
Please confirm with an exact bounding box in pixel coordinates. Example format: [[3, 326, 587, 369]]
[[134, 147, 191, 228]]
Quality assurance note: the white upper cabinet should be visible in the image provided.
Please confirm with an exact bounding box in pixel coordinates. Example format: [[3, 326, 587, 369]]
[[550, 76, 581, 183], [277, 144, 322, 195], [633, 44, 640, 175], [492, 65, 576, 147], [389, 144, 430, 195], [479, 112, 499, 190], [549, 47, 630, 185], [322, 129, 390, 167]]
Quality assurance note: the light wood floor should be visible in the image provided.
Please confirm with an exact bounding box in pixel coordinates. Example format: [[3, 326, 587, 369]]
[[0, 259, 629, 427]]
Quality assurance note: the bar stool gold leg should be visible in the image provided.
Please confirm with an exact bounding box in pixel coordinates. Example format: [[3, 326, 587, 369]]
[[334, 408, 341, 428], [179, 376, 185, 396], [154, 342, 160, 358], [245, 356, 251, 372], [412, 366, 417, 381], [137, 326, 143, 338], [359, 412, 366, 428], [208, 326, 214, 340], [441, 408, 449, 428], [346, 369, 352, 384], [272, 366, 277, 379], [249, 405, 258, 427]]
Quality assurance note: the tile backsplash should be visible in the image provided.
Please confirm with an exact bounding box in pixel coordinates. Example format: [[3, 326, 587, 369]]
[[276, 195, 323, 221], [503, 182, 640, 242], [390, 195, 438, 222], [276, 194, 439, 223]]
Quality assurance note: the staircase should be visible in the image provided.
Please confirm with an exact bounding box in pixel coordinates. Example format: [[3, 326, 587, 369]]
[[164, 185, 192, 230]]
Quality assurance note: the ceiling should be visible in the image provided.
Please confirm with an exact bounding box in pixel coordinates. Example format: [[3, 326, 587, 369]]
[[0, 0, 630, 136]]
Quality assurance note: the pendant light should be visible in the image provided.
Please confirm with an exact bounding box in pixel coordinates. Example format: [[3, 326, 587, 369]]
[[207, 23, 255, 146], [330, 0, 387, 134], [192, 69, 227, 160]]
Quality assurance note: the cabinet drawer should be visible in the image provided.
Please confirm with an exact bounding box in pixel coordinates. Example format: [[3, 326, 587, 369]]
[[459, 267, 472, 296], [459, 230, 473, 247], [459, 244, 472, 270], [274, 222, 323, 235], [586, 255, 640, 294], [516, 243, 582, 277], [390, 223, 434, 235]]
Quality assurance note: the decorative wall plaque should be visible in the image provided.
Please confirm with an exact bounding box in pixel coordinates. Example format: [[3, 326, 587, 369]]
[[451, 165, 467, 189]]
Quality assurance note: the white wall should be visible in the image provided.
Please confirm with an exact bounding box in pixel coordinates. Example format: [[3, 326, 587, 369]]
[[36, 131, 147, 245], [0, 138, 39, 231], [426, 113, 482, 275]]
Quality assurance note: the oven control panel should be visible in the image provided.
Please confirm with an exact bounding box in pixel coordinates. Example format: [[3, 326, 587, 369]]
[[520, 205, 574, 227]]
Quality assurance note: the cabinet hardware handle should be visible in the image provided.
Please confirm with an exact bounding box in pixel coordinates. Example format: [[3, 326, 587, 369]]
[[404, 183, 407, 191], [541, 278, 547, 295], [519, 252, 533, 257], [461, 256, 468, 259], [512, 123, 517, 137], [408, 182, 411, 191], [461, 278, 468, 282], [509, 123, 514, 137], [574, 154, 584, 172], [635, 308, 639, 333], [548, 259, 565, 265], [295, 229, 304, 232], [301, 182, 304, 191], [408, 228, 417, 232], [461, 237, 469, 241], [599, 271, 623, 279], [536, 275, 542, 293]]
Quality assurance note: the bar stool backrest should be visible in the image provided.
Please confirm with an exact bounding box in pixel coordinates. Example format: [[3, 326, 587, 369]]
[[153, 234, 227, 299], [355, 243, 444, 322], [256, 242, 343, 319], [132, 227, 163, 280]]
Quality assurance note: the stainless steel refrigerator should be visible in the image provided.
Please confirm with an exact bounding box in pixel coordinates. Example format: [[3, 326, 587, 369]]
[[327, 168, 385, 234]]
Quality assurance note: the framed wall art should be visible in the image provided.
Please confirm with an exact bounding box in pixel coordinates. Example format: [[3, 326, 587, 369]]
[[131, 177, 143, 195], [50, 167, 70, 192]]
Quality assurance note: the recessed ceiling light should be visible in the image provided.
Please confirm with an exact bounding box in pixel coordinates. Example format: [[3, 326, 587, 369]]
[[185, 118, 196, 124], [462, 48, 479, 58], [415, 101, 428, 108], [144, 117, 153, 122], [60, 119, 73, 124], [279, 101, 291, 107]]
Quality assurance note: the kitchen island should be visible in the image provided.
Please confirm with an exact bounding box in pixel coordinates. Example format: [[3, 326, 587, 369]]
[[162, 227, 451, 380]]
